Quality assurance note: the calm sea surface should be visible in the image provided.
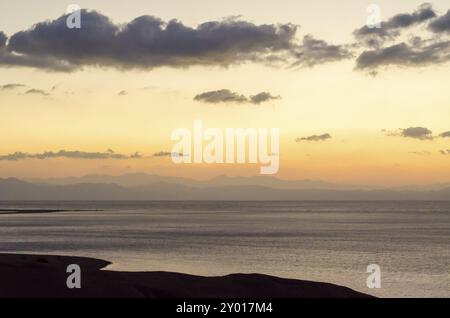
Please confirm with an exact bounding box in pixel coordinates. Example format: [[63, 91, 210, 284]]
[[0, 201, 449, 297]]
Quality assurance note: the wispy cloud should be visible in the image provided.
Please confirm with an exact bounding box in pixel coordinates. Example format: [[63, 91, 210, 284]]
[[0, 83, 25, 90], [291, 35, 352, 68], [24, 88, 50, 96], [408, 151, 432, 156], [356, 40, 450, 70]]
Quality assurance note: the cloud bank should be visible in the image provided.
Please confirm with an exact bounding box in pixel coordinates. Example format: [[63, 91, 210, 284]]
[[1, 5, 450, 73], [0, 150, 141, 161], [0, 10, 351, 72]]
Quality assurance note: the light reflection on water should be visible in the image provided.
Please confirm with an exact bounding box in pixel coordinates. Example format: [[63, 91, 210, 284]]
[[1, 200, 449, 297]]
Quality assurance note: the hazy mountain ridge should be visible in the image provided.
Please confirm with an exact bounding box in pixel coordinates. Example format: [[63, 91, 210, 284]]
[[1, 176, 449, 200], [26, 173, 388, 190]]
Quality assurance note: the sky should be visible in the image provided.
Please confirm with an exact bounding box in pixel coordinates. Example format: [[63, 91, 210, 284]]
[[0, 0, 449, 186]]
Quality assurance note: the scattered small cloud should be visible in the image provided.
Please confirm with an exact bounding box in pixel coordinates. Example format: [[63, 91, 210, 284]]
[[118, 90, 128, 96], [439, 131, 450, 138], [439, 149, 450, 155], [130, 152, 142, 159], [401, 127, 433, 140], [385, 127, 433, 140], [194, 89, 280, 104], [296, 133, 332, 142], [194, 89, 248, 104], [152, 151, 184, 158], [249, 92, 281, 104]]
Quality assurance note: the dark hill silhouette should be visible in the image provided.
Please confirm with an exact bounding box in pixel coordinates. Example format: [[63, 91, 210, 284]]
[[0, 253, 373, 298]]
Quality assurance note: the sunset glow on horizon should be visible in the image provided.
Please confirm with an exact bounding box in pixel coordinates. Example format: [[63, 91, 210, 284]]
[[1, 0, 449, 186]]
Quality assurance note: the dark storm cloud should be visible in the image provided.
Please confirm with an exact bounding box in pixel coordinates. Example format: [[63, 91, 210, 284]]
[[439, 131, 450, 138], [291, 35, 352, 67], [429, 9, 450, 33], [24, 88, 50, 96], [355, 40, 450, 69], [194, 89, 280, 104], [0, 49, 74, 71], [4, 10, 299, 71], [353, 4, 437, 47], [0, 30, 75, 71], [0, 10, 351, 71], [3, 6, 449, 73], [296, 133, 332, 142], [0, 150, 141, 161]]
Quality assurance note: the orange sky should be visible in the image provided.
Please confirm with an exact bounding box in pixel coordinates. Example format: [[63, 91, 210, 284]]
[[0, 1, 449, 186]]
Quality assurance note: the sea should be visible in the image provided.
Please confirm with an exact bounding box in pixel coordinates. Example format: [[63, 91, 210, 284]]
[[0, 200, 449, 298]]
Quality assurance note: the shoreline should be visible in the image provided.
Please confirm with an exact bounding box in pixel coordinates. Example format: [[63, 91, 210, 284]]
[[0, 253, 374, 298], [0, 209, 102, 215]]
